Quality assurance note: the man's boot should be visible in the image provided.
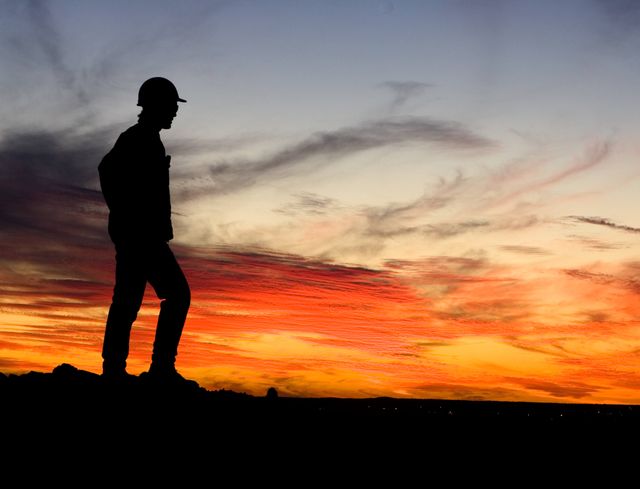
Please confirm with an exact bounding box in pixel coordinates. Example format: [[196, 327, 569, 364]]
[[101, 360, 135, 384], [144, 358, 198, 389]]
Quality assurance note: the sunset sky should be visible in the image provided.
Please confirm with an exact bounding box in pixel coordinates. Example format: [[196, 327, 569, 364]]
[[2, 0, 640, 403]]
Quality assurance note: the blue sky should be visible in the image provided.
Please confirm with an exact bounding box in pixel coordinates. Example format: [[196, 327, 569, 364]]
[[4, 0, 640, 284]]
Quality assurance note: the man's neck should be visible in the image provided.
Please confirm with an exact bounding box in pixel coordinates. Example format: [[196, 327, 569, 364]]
[[138, 118, 162, 133]]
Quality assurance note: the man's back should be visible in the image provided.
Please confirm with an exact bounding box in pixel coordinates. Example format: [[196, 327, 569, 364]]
[[99, 122, 173, 243]]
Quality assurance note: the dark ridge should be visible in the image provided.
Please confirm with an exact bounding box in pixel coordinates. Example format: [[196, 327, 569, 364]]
[[3, 364, 639, 457], [4, 363, 639, 421]]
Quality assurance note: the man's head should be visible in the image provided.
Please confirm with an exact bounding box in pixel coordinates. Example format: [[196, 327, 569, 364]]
[[137, 77, 186, 130]]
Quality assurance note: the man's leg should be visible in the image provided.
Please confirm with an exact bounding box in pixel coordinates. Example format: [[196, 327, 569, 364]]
[[146, 242, 191, 374], [102, 244, 146, 375]]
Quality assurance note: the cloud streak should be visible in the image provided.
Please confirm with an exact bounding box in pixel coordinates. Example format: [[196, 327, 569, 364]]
[[379, 80, 433, 112], [566, 234, 624, 251], [274, 192, 340, 216], [563, 268, 640, 293], [0, 126, 111, 241], [499, 245, 551, 255], [488, 142, 611, 208], [326, 142, 607, 251], [26, 0, 75, 87], [180, 116, 495, 199], [0, 0, 225, 120], [506, 377, 601, 399], [0, 0, 88, 108], [568, 216, 640, 234]]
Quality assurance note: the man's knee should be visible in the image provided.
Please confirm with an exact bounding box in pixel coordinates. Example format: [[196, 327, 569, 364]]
[[179, 281, 191, 310], [177, 285, 191, 311], [108, 300, 141, 324], [165, 279, 190, 311]]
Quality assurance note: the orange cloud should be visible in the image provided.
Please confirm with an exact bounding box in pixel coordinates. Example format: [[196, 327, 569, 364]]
[[2, 245, 640, 403]]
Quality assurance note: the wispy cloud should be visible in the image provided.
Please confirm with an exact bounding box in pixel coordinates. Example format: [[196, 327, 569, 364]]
[[336, 185, 541, 247], [0, 0, 85, 106], [25, 0, 78, 92], [563, 267, 640, 294], [364, 219, 495, 240], [568, 215, 640, 234], [352, 170, 538, 243], [488, 142, 611, 208], [0, 0, 225, 117], [422, 220, 491, 239], [0, 126, 110, 240], [0, 125, 115, 324], [181, 117, 495, 199], [379, 80, 433, 112], [364, 170, 466, 227], [566, 234, 625, 251], [274, 192, 340, 216], [499, 245, 551, 255], [506, 377, 601, 399], [410, 383, 529, 402], [334, 143, 607, 248], [187, 134, 612, 276]]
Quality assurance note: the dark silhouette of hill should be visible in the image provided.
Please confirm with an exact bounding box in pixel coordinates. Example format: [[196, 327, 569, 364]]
[[3, 364, 635, 482], [3, 363, 639, 470], [3, 363, 638, 428]]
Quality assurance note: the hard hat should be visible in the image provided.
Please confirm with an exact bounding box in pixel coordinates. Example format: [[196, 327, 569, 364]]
[[137, 77, 187, 107]]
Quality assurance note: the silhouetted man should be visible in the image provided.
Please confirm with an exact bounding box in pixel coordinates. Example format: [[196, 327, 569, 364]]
[[98, 77, 190, 383]]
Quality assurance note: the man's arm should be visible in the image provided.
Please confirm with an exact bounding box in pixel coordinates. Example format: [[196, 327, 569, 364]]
[[98, 149, 117, 211], [99, 130, 147, 210]]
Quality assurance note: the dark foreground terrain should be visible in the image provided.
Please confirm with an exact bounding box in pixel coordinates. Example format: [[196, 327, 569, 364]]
[[4, 364, 637, 480], [3, 364, 640, 465], [3, 364, 639, 427]]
